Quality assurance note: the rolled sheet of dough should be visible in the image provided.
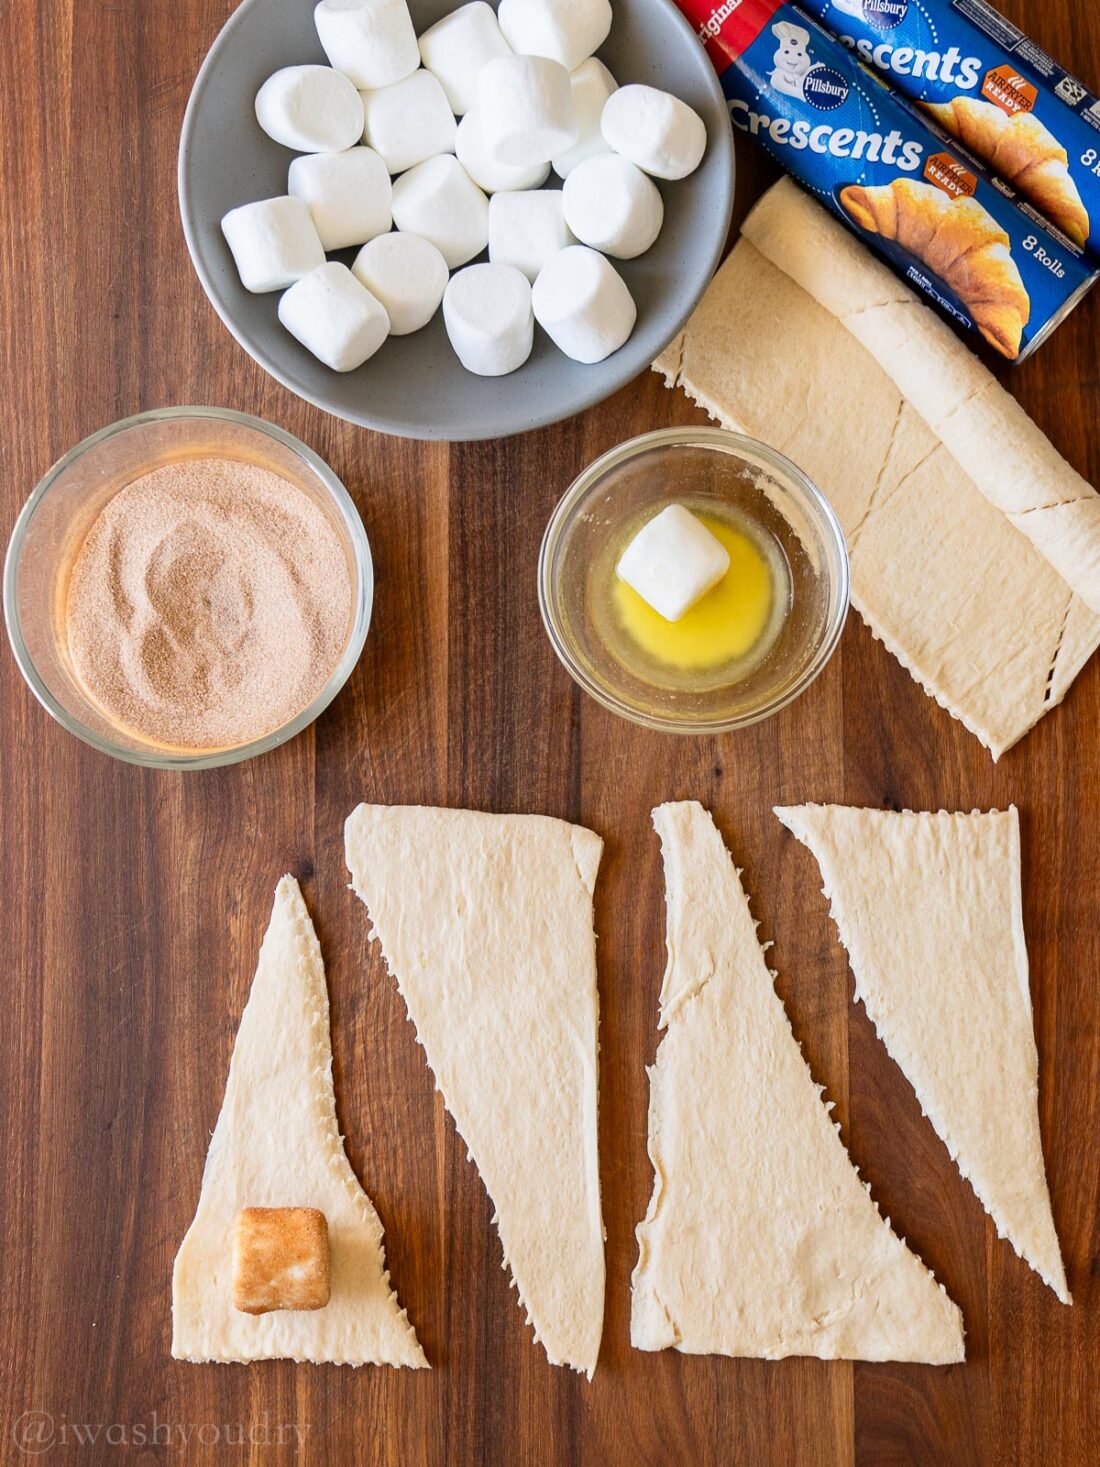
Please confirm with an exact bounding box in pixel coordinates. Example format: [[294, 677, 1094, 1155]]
[[775, 804, 1070, 1304], [654, 237, 1100, 759], [172, 876, 426, 1366], [631, 801, 965, 1363], [741, 179, 1100, 615], [344, 804, 605, 1377]]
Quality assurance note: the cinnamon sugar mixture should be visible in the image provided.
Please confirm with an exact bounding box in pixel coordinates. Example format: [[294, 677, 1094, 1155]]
[[65, 458, 352, 750]]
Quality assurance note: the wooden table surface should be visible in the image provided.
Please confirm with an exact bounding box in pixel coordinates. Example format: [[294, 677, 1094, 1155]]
[[2, 2, 1098, 1463]]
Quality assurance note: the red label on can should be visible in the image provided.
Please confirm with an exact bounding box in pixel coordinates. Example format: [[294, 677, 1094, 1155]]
[[676, 0, 785, 71]]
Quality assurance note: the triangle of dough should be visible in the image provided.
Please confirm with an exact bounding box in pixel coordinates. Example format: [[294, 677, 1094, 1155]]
[[344, 804, 606, 1377], [172, 876, 427, 1366], [775, 804, 1070, 1304], [631, 802, 964, 1363]]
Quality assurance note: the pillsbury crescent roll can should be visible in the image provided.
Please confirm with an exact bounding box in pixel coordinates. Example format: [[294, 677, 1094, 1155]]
[[804, 0, 1100, 263], [679, 0, 1096, 360]]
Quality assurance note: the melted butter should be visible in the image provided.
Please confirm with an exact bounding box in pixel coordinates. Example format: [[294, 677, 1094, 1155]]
[[612, 514, 777, 670]]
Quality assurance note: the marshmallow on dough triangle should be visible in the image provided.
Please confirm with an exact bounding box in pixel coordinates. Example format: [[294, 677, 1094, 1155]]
[[632, 801, 965, 1363], [774, 803, 1070, 1304], [172, 876, 426, 1367], [345, 804, 606, 1377]]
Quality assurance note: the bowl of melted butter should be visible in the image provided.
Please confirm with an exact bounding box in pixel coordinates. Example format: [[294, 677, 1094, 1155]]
[[538, 428, 849, 733]]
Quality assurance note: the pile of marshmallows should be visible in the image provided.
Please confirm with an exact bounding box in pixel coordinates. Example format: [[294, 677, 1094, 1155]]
[[220, 0, 707, 376]]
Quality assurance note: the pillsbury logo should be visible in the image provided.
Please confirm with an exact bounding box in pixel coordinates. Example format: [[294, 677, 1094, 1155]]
[[801, 64, 850, 109], [862, 0, 908, 29], [831, 0, 907, 25]]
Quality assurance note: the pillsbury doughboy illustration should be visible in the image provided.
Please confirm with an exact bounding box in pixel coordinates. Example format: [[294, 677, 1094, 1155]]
[[769, 22, 813, 99]]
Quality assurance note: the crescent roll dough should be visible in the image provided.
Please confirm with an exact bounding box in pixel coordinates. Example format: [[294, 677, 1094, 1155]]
[[172, 877, 426, 1367], [653, 208, 1100, 756], [839, 179, 1030, 357], [345, 804, 606, 1378], [776, 804, 1070, 1305], [744, 179, 1100, 617], [926, 98, 1090, 248], [631, 802, 965, 1363]]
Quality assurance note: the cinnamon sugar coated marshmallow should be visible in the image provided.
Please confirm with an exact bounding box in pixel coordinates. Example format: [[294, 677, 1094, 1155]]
[[254, 66, 365, 153], [361, 68, 457, 174], [562, 153, 663, 258], [498, 0, 612, 72], [443, 263, 534, 375], [287, 147, 392, 250], [232, 1208, 331, 1316], [313, 0, 420, 90], [221, 197, 325, 293], [391, 155, 489, 268], [418, 2, 513, 115], [278, 262, 390, 371], [531, 245, 636, 362], [601, 84, 707, 180], [352, 232, 448, 334], [477, 55, 577, 168]]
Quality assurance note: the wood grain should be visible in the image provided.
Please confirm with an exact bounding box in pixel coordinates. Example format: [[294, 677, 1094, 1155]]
[[1, 2, 1098, 1462]]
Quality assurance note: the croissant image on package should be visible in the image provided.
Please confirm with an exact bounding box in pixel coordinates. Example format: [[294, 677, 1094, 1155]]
[[839, 179, 1031, 358], [925, 99, 1090, 249]]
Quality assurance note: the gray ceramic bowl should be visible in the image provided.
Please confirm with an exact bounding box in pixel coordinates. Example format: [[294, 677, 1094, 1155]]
[[178, 0, 734, 441]]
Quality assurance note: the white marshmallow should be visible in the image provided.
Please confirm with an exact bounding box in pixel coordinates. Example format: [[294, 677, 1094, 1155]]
[[443, 263, 534, 375], [531, 244, 635, 362], [418, 2, 513, 116], [498, 0, 612, 72], [221, 197, 325, 293], [551, 57, 616, 178], [352, 232, 448, 334], [255, 66, 364, 153], [391, 155, 489, 268], [488, 190, 574, 282], [455, 110, 551, 193], [361, 69, 457, 174], [477, 55, 577, 168], [601, 84, 707, 180], [562, 153, 663, 258], [287, 147, 392, 251], [278, 262, 390, 371], [616, 505, 731, 622], [314, 0, 420, 89]]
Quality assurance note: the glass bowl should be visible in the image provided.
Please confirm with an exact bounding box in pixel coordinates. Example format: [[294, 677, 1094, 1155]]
[[4, 407, 373, 769], [538, 428, 849, 733]]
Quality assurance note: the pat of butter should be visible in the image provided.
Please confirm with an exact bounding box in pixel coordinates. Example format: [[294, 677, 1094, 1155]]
[[616, 504, 731, 622]]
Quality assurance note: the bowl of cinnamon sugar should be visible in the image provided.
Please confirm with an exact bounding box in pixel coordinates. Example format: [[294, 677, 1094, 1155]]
[[4, 407, 372, 768]]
